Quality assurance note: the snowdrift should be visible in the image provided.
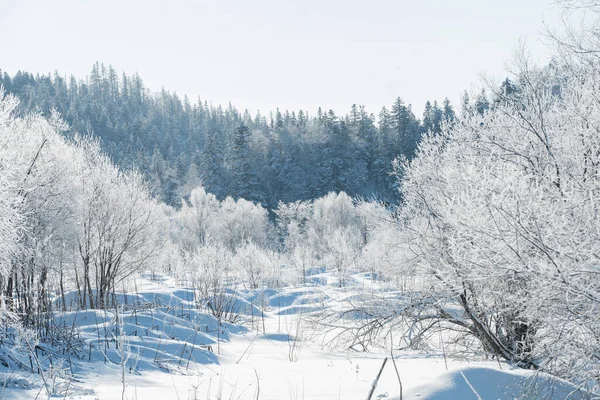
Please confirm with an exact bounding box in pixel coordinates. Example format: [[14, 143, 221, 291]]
[[402, 366, 596, 399]]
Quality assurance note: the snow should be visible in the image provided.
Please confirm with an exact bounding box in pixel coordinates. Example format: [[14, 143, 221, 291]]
[[2, 272, 597, 399], [401, 367, 592, 399]]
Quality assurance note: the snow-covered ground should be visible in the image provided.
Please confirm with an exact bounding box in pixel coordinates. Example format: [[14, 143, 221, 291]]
[[2, 272, 595, 399]]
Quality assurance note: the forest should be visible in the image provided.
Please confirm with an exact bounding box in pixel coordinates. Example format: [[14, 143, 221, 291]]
[[0, 65, 467, 207], [0, 1, 599, 399]]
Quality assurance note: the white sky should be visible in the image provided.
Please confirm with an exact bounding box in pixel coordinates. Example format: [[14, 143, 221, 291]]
[[0, 0, 561, 117]]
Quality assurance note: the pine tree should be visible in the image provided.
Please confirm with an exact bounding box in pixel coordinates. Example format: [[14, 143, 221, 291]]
[[231, 123, 262, 203], [431, 100, 443, 134], [474, 89, 490, 116], [493, 78, 520, 108], [200, 121, 226, 198], [391, 97, 420, 157], [422, 100, 434, 133], [460, 91, 472, 119], [442, 98, 456, 122]]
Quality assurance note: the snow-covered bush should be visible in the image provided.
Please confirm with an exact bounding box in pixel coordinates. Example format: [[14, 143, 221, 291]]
[[213, 196, 271, 251], [174, 188, 272, 252], [355, 201, 408, 285], [178, 186, 220, 250], [275, 200, 314, 284], [307, 192, 363, 286], [186, 244, 240, 320]]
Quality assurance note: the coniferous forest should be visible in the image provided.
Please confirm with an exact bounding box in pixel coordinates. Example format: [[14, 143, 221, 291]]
[[0, 64, 461, 208]]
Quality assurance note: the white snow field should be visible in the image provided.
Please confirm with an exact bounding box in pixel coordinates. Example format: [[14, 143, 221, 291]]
[[1, 272, 595, 400]]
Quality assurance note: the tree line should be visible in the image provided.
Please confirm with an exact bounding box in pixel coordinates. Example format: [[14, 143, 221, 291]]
[[0, 65, 458, 208]]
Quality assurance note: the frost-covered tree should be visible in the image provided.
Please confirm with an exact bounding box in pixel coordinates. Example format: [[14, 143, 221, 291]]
[[186, 244, 236, 320], [397, 20, 600, 387], [0, 89, 160, 316], [275, 200, 313, 252], [234, 242, 280, 290], [212, 196, 271, 251], [75, 139, 159, 309], [355, 201, 404, 282], [178, 186, 220, 249], [275, 200, 314, 284], [307, 192, 363, 286], [0, 93, 24, 281], [0, 92, 85, 321]]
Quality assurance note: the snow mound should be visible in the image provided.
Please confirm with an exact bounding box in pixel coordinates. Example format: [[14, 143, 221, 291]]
[[47, 277, 250, 380], [402, 366, 595, 399]]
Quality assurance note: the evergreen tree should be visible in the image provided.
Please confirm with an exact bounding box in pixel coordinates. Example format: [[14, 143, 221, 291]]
[[442, 98, 456, 122], [390, 97, 420, 157], [422, 101, 434, 133], [474, 89, 490, 116], [200, 121, 226, 198], [231, 123, 262, 203], [493, 78, 520, 108], [431, 100, 443, 134]]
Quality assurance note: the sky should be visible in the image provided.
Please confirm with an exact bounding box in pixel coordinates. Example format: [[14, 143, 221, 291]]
[[0, 0, 561, 117]]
